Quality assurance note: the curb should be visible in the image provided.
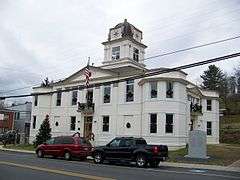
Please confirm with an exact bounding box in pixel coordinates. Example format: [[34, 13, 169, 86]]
[[160, 162, 240, 173], [0, 146, 240, 173], [0, 146, 35, 154]]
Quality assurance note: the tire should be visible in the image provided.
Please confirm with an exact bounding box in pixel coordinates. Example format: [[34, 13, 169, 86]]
[[64, 151, 72, 161], [149, 160, 160, 168], [37, 149, 44, 158], [93, 152, 104, 164], [136, 154, 147, 168]]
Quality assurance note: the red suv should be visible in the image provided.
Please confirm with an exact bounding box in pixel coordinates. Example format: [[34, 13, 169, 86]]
[[36, 135, 92, 160]]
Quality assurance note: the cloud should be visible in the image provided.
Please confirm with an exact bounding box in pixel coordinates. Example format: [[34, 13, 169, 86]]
[[0, 0, 240, 102]]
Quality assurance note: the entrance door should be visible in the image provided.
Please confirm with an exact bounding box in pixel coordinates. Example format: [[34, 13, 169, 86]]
[[84, 116, 93, 138]]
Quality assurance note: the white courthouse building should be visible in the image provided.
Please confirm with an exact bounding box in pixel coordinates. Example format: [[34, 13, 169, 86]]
[[30, 19, 219, 149]]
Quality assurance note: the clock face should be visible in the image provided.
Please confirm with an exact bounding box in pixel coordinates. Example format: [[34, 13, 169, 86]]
[[111, 28, 121, 40], [113, 29, 119, 38]]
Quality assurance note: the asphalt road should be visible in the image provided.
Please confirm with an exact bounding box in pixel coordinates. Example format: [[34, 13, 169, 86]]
[[0, 151, 239, 180]]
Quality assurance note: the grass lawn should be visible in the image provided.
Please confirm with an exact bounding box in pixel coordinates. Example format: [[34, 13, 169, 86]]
[[3, 144, 35, 151], [168, 144, 240, 166], [220, 114, 240, 144]]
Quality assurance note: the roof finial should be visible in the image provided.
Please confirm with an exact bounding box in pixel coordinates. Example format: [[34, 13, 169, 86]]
[[124, 19, 127, 23]]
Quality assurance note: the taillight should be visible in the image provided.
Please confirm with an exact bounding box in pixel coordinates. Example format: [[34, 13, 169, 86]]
[[153, 146, 159, 154]]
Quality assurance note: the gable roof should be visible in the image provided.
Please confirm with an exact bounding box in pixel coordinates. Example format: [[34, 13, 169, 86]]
[[53, 65, 119, 86]]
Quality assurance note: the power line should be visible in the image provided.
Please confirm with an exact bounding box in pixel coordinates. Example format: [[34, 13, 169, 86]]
[[2, 35, 240, 95], [144, 35, 240, 61], [1, 52, 239, 100]]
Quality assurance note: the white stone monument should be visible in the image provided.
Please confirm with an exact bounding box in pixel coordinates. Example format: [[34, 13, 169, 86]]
[[185, 130, 209, 159]]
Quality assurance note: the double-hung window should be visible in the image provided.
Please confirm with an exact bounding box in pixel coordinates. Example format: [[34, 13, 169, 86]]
[[207, 121, 212, 135], [133, 48, 139, 61], [103, 86, 111, 103], [56, 90, 62, 106], [207, 100, 212, 111], [166, 82, 173, 98], [102, 116, 109, 132], [165, 114, 173, 133], [150, 113, 157, 133], [112, 46, 120, 60], [72, 91, 78, 105], [70, 116, 76, 131], [126, 80, 134, 102], [150, 82, 157, 98]]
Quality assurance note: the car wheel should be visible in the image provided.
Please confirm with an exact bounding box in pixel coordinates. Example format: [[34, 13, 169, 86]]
[[64, 151, 71, 161], [149, 160, 160, 168], [93, 152, 103, 164], [37, 150, 44, 158], [136, 154, 147, 168]]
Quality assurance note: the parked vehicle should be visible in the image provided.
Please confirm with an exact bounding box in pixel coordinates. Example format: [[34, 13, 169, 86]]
[[92, 137, 168, 168], [36, 135, 92, 160]]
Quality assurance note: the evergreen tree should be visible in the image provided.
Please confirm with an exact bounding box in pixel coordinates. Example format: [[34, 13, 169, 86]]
[[200, 65, 228, 96], [35, 115, 51, 146], [228, 76, 237, 94]]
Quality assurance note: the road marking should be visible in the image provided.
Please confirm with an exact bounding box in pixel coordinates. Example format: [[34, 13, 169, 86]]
[[189, 169, 207, 173], [147, 168, 240, 179], [0, 161, 115, 180], [66, 160, 240, 179]]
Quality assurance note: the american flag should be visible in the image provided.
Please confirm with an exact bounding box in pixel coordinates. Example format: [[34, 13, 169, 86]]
[[84, 64, 91, 87]]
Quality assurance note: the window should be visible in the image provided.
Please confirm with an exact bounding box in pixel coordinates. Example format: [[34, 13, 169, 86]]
[[109, 138, 121, 147], [150, 113, 157, 133], [56, 91, 62, 106], [34, 95, 38, 106], [207, 121, 212, 135], [70, 116, 76, 131], [62, 137, 74, 144], [79, 137, 91, 146], [150, 82, 157, 98], [46, 138, 54, 145], [15, 112, 20, 120], [126, 80, 134, 102], [72, 91, 78, 105], [166, 82, 173, 98], [102, 116, 109, 132], [32, 116, 36, 129], [133, 48, 139, 61], [135, 139, 147, 145], [165, 114, 173, 133], [112, 46, 120, 60], [86, 90, 93, 104], [103, 86, 111, 103], [125, 139, 134, 147], [207, 100, 212, 111], [54, 137, 63, 144]]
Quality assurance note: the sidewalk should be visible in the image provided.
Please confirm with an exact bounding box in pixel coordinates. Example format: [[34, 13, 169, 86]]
[[1, 145, 240, 173]]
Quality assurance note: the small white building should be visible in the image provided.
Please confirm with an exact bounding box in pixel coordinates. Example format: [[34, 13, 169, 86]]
[[30, 19, 219, 149]]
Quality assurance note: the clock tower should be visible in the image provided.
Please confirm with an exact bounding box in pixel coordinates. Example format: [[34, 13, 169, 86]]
[[101, 19, 147, 72]]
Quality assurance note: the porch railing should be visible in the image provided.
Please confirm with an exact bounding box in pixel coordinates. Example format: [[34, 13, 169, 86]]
[[190, 102, 202, 115], [77, 102, 94, 114]]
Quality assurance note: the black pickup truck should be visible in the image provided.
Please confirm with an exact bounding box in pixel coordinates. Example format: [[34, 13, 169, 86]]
[[92, 137, 168, 168]]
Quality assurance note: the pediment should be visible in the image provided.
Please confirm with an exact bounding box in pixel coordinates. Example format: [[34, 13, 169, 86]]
[[62, 66, 117, 84]]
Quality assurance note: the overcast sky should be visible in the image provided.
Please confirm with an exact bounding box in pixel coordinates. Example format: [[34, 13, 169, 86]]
[[0, 0, 240, 103]]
